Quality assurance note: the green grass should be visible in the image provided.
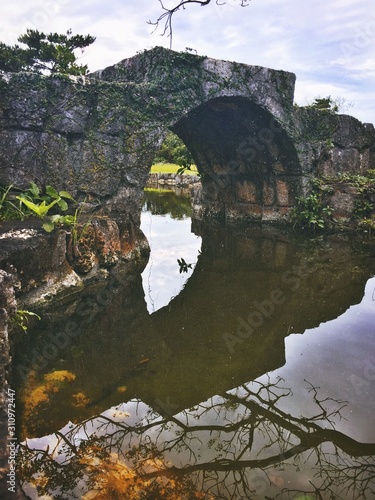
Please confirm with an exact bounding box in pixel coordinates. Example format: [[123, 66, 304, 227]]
[[144, 187, 175, 193], [150, 163, 198, 175]]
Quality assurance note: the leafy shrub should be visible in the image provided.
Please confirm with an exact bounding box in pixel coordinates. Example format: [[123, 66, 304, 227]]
[[1, 182, 76, 232], [353, 199, 374, 219], [0, 28, 95, 75], [290, 193, 332, 231]]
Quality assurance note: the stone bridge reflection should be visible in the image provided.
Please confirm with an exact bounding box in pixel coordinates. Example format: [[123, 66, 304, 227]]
[[12, 224, 374, 439]]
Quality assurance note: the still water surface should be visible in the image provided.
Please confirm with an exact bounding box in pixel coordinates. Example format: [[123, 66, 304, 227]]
[[13, 188, 375, 499], [140, 188, 201, 313]]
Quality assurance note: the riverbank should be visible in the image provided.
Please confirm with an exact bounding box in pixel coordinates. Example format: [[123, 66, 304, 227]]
[[146, 173, 201, 189]]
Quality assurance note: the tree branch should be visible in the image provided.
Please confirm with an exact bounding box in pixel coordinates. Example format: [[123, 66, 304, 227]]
[[149, 0, 251, 48]]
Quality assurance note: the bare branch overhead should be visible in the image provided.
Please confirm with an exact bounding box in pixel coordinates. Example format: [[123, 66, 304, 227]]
[[149, 0, 251, 48]]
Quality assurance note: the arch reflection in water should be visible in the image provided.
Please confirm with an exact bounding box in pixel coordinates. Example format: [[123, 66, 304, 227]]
[[14, 225, 375, 433], [19, 377, 375, 499], [140, 188, 202, 313], [12, 210, 375, 498]]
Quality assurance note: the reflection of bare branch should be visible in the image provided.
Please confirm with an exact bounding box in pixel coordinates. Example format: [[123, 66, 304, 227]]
[[18, 378, 375, 499], [224, 389, 375, 458], [142, 442, 310, 477]]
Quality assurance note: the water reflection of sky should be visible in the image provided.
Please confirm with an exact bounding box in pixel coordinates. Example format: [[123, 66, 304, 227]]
[[140, 205, 202, 313], [265, 275, 375, 442]]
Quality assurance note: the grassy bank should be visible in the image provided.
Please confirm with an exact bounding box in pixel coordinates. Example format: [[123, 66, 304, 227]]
[[150, 163, 198, 175]]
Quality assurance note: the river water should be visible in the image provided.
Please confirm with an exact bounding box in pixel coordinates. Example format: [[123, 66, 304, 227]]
[[12, 187, 375, 499]]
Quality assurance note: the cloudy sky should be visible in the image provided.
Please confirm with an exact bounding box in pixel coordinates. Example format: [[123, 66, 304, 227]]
[[1, 0, 374, 123]]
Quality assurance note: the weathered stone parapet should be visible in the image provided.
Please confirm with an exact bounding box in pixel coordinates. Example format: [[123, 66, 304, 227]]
[[292, 108, 375, 188], [93, 46, 296, 122], [0, 73, 156, 203]]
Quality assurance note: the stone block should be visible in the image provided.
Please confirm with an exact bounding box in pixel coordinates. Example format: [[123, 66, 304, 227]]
[[263, 183, 275, 206], [237, 180, 257, 203], [334, 116, 375, 149], [330, 191, 355, 218], [332, 148, 361, 174], [276, 179, 289, 206]]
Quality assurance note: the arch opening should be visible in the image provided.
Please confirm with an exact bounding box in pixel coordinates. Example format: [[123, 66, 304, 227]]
[[144, 129, 200, 194], [141, 132, 202, 314], [171, 96, 302, 221]]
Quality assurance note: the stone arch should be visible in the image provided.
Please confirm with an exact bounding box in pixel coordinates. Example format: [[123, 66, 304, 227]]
[[170, 96, 302, 221], [1, 47, 373, 225]]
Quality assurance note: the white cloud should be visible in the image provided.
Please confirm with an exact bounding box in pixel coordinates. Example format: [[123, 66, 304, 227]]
[[294, 75, 375, 124]]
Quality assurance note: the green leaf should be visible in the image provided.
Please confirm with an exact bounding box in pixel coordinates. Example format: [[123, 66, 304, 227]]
[[28, 182, 40, 198], [17, 310, 41, 320], [42, 198, 60, 214], [42, 220, 55, 232], [57, 199, 68, 211], [10, 309, 41, 333], [17, 196, 60, 217], [59, 190, 75, 201], [45, 185, 59, 199], [61, 215, 75, 225], [16, 197, 42, 215], [50, 214, 63, 223]]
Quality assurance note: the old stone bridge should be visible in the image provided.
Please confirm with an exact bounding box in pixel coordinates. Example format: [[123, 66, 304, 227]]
[[0, 46, 374, 223], [2, 48, 375, 495]]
